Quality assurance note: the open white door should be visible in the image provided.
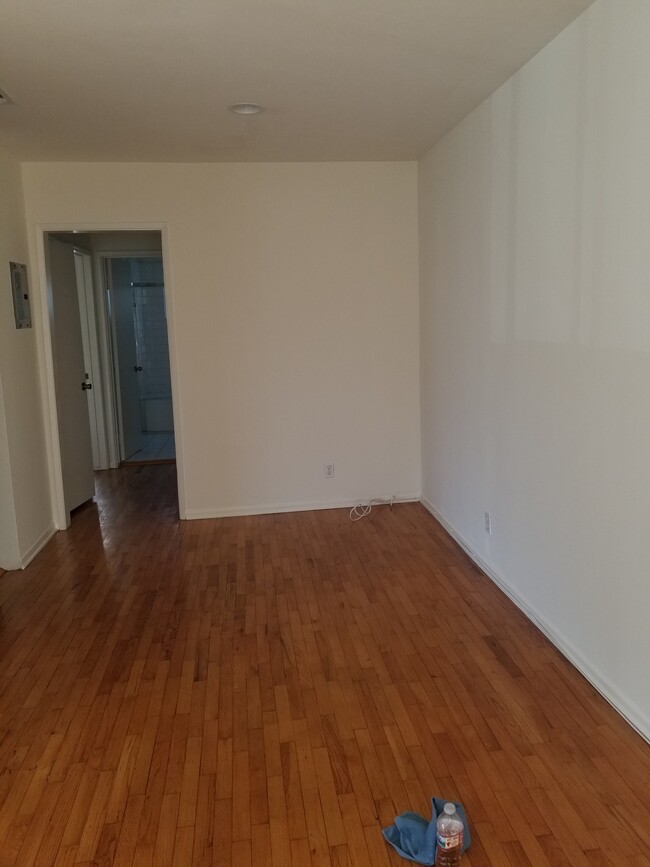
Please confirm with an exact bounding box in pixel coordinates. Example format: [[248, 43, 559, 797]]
[[48, 237, 95, 520], [74, 250, 106, 470]]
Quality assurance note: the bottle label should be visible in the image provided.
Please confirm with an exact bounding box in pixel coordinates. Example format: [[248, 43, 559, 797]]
[[437, 832, 462, 850]]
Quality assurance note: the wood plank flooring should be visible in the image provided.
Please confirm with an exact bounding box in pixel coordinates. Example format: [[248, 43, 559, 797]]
[[0, 465, 648, 866]]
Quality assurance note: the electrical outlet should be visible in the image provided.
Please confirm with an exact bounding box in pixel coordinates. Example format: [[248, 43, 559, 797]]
[[484, 511, 492, 534], [324, 463, 335, 479]]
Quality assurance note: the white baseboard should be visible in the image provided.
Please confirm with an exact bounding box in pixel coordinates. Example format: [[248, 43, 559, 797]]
[[20, 524, 57, 569], [184, 493, 421, 521], [420, 496, 650, 744]]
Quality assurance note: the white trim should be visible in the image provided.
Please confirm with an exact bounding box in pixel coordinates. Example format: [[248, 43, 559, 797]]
[[33, 230, 69, 529], [420, 496, 650, 744], [74, 250, 106, 469], [185, 494, 421, 520], [20, 524, 56, 569], [159, 226, 186, 518], [30, 222, 186, 525]]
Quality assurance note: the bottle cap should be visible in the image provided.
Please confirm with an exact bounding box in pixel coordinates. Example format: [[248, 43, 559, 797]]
[[443, 803, 456, 815]]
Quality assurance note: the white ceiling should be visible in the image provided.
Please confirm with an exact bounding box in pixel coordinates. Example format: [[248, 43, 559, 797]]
[[0, 0, 594, 162]]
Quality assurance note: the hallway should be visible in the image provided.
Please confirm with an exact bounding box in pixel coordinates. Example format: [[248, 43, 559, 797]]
[[122, 432, 176, 464], [0, 466, 648, 866]]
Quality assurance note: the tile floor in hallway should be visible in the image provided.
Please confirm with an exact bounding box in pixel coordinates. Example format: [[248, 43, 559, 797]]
[[123, 431, 176, 463]]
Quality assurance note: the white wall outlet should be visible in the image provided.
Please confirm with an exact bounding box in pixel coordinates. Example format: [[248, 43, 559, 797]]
[[324, 463, 335, 479], [484, 511, 492, 534]]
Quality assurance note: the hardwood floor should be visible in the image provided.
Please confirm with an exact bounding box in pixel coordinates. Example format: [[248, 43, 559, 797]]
[[0, 466, 648, 867]]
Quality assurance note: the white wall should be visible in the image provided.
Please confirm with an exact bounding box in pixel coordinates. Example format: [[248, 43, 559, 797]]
[[419, 0, 650, 739], [0, 374, 20, 569], [22, 162, 421, 517], [0, 149, 52, 570], [90, 230, 162, 253]]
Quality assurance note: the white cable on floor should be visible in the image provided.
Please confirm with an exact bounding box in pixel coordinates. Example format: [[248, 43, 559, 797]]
[[350, 496, 395, 522]]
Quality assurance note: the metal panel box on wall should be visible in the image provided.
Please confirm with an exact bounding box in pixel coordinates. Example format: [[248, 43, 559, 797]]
[[10, 261, 32, 329]]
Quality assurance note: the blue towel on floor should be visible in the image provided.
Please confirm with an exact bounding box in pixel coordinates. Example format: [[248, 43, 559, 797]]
[[382, 797, 471, 865]]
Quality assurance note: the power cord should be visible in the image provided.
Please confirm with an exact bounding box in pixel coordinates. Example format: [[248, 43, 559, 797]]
[[350, 496, 395, 522]]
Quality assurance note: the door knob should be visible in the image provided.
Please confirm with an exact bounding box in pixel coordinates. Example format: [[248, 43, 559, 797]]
[[81, 382, 92, 391], [134, 366, 143, 372]]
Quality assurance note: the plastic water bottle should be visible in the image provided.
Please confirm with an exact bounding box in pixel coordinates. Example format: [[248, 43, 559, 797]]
[[435, 802, 464, 866]]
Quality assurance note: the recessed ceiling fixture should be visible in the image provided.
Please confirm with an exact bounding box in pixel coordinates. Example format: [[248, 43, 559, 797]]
[[0, 87, 13, 105], [229, 103, 264, 116]]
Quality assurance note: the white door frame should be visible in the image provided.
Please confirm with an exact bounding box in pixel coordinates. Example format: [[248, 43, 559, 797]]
[[74, 247, 107, 470], [32, 223, 186, 529], [100, 250, 164, 465]]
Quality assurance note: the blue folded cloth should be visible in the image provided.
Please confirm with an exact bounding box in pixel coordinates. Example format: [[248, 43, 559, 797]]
[[382, 797, 471, 865]]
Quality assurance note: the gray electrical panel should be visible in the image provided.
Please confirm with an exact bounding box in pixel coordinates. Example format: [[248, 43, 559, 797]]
[[10, 262, 31, 329]]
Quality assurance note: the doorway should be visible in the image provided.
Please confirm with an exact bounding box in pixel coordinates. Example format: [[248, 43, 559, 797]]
[[105, 255, 175, 464], [42, 229, 180, 527]]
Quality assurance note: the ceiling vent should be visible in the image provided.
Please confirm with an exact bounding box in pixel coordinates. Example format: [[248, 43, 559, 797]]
[[0, 87, 13, 105]]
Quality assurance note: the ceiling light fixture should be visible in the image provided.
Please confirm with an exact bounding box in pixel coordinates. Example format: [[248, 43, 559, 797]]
[[229, 103, 264, 115], [0, 87, 13, 106]]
